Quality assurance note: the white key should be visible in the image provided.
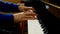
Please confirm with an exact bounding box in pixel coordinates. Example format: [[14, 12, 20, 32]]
[[28, 20, 44, 34]]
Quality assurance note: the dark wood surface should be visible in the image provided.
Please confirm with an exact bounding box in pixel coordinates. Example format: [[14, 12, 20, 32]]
[[42, 0, 60, 19]]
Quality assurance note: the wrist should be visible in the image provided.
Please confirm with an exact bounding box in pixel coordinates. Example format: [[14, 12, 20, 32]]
[[13, 14, 20, 23], [18, 3, 25, 11]]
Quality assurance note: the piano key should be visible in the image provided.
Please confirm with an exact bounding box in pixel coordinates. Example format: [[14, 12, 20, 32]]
[[28, 20, 44, 34]]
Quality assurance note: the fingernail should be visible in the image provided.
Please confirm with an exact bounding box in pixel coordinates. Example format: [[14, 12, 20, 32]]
[[35, 16, 37, 18], [29, 10, 33, 12]]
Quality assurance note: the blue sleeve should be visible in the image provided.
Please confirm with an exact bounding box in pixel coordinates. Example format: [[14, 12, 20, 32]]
[[0, 14, 14, 23], [0, 1, 20, 12]]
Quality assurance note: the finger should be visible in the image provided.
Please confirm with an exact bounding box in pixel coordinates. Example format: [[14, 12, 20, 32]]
[[26, 10, 37, 16], [21, 6, 32, 9], [20, 16, 37, 21], [24, 10, 35, 14], [23, 18, 36, 21], [24, 13, 37, 17], [24, 16, 37, 19], [24, 12, 37, 16], [24, 7, 35, 12]]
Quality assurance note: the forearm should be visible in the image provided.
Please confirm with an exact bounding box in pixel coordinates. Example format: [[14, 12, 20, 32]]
[[0, 1, 20, 12]]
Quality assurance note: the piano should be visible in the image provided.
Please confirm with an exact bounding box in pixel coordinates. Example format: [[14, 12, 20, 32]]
[[0, 0, 60, 34]]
